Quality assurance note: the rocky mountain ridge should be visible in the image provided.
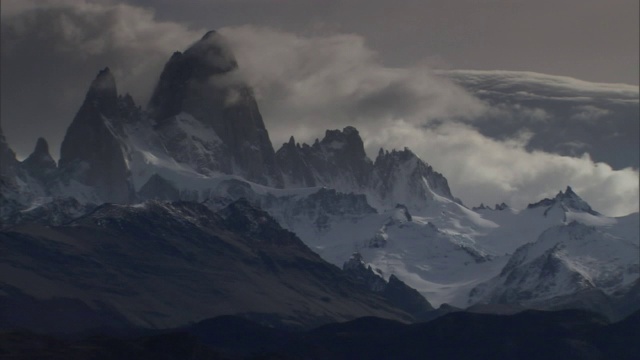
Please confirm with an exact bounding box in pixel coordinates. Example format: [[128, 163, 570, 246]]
[[0, 31, 638, 327]]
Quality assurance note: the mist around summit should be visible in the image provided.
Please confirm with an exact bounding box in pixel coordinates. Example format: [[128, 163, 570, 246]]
[[1, 1, 638, 217], [0, 2, 638, 359]]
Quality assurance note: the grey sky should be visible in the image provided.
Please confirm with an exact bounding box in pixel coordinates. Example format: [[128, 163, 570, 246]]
[[0, 0, 638, 216], [132, 0, 639, 85]]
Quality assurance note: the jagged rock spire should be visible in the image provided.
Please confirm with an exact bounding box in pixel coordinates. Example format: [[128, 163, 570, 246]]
[[22, 137, 56, 179], [84, 67, 118, 119], [276, 126, 373, 189], [527, 186, 598, 215], [148, 31, 283, 187], [58, 68, 133, 204], [277, 125, 456, 211]]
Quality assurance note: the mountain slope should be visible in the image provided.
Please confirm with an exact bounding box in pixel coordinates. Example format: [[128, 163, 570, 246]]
[[0, 199, 411, 333], [0, 31, 637, 326], [469, 218, 640, 317]]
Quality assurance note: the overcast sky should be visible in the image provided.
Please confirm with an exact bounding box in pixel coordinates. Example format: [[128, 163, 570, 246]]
[[1, 0, 638, 216], [133, 0, 640, 85]]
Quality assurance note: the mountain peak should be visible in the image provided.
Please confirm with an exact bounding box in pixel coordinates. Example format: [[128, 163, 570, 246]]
[[320, 126, 368, 158], [58, 67, 133, 204], [495, 202, 509, 211], [556, 186, 578, 200], [527, 186, 598, 215], [25, 137, 54, 164], [78, 67, 119, 120], [89, 67, 116, 93], [374, 147, 416, 164], [22, 137, 57, 180], [372, 146, 456, 205], [201, 30, 218, 41], [321, 126, 364, 150], [147, 31, 283, 187], [344, 252, 366, 271], [148, 31, 238, 121], [342, 125, 358, 135], [32, 137, 50, 156]]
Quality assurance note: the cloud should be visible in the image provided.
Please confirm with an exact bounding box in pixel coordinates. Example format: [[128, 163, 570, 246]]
[[218, 26, 487, 146], [1, 0, 204, 157], [1, 3, 637, 217], [218, 26, 638, 216], [366, 121, 639, 217], [441, 70, 640, 170], [3, 0, 204, 102], [442, 70, 639, 100], [570, 105, 611, 122]]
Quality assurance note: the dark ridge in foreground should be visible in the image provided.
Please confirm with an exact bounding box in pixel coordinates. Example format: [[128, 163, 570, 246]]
[[0, 199, 412, 334], [1, 309, 637, 360]]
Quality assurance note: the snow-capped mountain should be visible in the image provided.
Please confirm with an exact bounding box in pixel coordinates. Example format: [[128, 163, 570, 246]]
[[261, 180, 637, 310], [276, 126, 456, 211], [0, 31, 638, 325], [469, 217, 639, 320], [57, 67, 135, 204], [148, 30, 283, 187]]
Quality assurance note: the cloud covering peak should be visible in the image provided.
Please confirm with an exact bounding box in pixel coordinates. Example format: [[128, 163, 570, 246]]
[[1, 1, 637, 217]]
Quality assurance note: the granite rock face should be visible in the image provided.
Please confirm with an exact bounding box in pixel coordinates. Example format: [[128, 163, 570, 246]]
[[21, 138, 57, 181], [148, 31, 283, 187], [0, 125, 19, 178], [276, 126, 456, 210], [276, 126, 373, 190], [58, 68, 134, 204], [275, 136, 318, 187], [343, 252, 435, 319], [370, 147, 456, 209]]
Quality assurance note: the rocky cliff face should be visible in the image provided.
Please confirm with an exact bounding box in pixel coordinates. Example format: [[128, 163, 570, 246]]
[[0, 126, 22, 217], [343, 252, 435, 319], [58, 68, 134, 204], [21, 137, 57, 182], [148, 31, 282, 187], [528, 186, 599, 216], [276, 127, 456, 211], [276, 126, 373, 190], [370, 147, 456, 209], [0, 126, 19, 178], [5, 32, 457, 214]]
